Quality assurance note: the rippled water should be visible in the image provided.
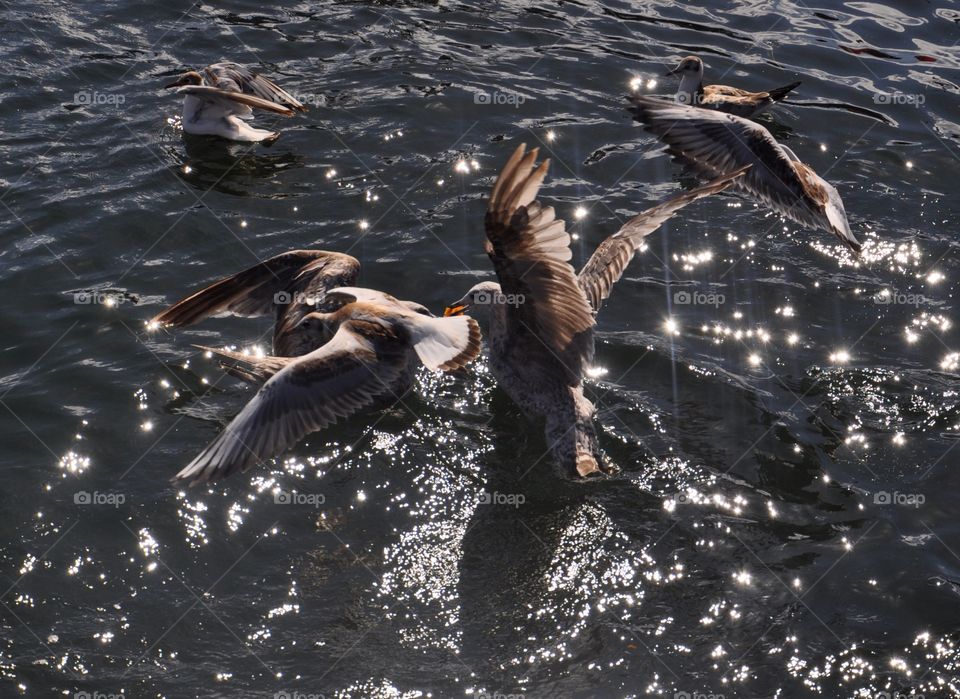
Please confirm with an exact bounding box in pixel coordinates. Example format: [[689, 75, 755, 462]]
[[3, 1, 960, 697]]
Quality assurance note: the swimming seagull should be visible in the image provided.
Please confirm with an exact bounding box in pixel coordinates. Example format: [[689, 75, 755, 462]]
[[165, 62, 307, 142], [444, 144, 748, 478], [629, 95, 862, 253], [172, 287, 481, 485], [666, 55, 800, 119]]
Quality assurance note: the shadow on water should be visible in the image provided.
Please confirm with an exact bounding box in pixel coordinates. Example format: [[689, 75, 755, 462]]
[[163, 134, 307, 197]]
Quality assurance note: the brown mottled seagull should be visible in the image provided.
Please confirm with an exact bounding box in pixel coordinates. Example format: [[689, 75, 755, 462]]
[[150, 251, 443, 452], [171, 287, 481, 485], [630, 96, 862, 253], [165, 62, 307, 142], [666, 55, 800, 119], [445, 144, 748, 478], [150, 249, 366, 357]]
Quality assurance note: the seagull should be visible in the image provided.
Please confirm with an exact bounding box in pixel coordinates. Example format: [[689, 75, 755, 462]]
[[150, 250, 434, 399], [444, 144, 748, 478], [666, 55, 800, 119], [191, 287, 436, 397], [172, 287, 481, 485], [165, 62, 306, 142], [629, 95, 862, 253], [150, 250, 365, 357]]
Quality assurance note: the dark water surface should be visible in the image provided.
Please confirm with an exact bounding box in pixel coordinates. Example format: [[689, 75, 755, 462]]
[[2, 1, 960, 697]]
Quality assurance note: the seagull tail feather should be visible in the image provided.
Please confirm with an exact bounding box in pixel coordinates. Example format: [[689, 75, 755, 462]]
[[767, 80, 801, 102]]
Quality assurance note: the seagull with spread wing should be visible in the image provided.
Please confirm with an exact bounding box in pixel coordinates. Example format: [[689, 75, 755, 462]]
[[666, 55, 801, 119], [630, 95, 862, 253], [171, 287, 481, 485], [150, 249, 439, 406], [165, 62, 307, 142], [444, 144, 748, 478], [150, 249, 365, 356]]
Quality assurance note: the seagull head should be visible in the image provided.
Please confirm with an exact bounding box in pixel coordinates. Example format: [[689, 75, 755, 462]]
[[444, 281, 502, 317], [164, 71, 204, 89], [665, 56, 703, 78], [292, 311, 338, 343]]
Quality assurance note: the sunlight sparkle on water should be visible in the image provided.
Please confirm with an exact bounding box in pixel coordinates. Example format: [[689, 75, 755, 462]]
[[58, 451, 90, 475], [941, 352, 960, 371], [573, 206, 588, 220], [830, 350, 851, 364], [777, 305, 795, 318]]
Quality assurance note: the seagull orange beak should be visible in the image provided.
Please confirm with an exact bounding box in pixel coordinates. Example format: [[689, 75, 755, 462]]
[[443, 304, 467, 317]]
